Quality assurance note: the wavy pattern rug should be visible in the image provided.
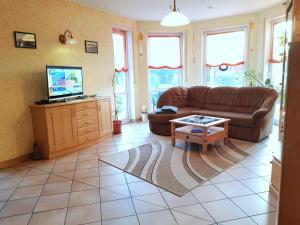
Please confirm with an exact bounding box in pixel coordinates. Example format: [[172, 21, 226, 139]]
[[100, 139, 266, 196]]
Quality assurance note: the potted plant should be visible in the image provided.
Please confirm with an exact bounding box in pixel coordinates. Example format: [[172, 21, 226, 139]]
[[107, 72, 122, 134]]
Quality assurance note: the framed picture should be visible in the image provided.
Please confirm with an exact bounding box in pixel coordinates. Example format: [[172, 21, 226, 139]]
[[85, 40, 98, 54], [14, 31, 37, 49]]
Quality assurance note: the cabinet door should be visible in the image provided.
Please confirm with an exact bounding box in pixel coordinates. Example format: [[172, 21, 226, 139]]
[[98, 99, 113, 136], [47, 105, 78, 152]]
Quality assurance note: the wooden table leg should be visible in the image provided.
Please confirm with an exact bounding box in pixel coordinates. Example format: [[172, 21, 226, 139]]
[[171, 122, 175, 146], [224, 121, 229, 144], [202, 127, 208, 153]]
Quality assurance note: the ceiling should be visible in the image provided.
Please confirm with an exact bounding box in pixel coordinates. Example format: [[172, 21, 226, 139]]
[[72, 0, 283, 22]]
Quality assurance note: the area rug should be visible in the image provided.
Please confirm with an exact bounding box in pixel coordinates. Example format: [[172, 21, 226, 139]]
[[99, 139, 266, 196]]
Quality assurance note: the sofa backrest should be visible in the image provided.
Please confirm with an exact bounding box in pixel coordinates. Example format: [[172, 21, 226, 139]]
[[187, 86, 210, 108], [158, 86, 277, 114], [157, 86, 188, 108]]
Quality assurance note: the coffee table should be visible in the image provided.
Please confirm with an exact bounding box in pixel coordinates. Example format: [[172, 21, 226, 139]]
[[170, 115, 230, 153]]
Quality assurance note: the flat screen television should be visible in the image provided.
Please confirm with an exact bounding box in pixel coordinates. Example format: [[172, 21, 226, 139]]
[[46, 65, 83, 101]]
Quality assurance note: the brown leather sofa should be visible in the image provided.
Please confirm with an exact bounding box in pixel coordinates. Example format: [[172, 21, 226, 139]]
[[148, 86, 278, 142]]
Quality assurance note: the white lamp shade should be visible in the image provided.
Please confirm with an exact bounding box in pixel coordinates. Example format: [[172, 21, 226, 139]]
[[66, 37, 77, 45], [161, 11, 190, 27]]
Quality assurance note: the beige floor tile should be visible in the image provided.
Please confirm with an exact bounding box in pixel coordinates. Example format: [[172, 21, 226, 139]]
[[0, 188, 15, 201], [210, 172, 236, 184], [0, 213, 31, 225], [76, 160, 99, 169], [72, 180, 97, 191], [134, 192, 168, 208], [0, 177, 22, 190], [240, 177, 270, 193], [10, 185, 43, 200], [69, 188, 100, 207], [133, 198, 166, 214], [65, 203, 101, 225], [55, 154, 78, 164], [215, 181, 253, 198], [172, 210, 214, 225], [231, 194, 275, 216], [26, 168, 48, 176], [19, 174, 48, 187], [52, 163, 76, 173], [100, 174, 126, 187], [218, 217, 257, 225], [102, 216, 139, 225], [0, 201, 5, 210], [251, 212, 277, 225], [247, 165, 272, 177], [162, 192, 198, 208], [0, 197, 38, 218], [226, 167, 259, 180], [128, 181, 159, 197], [34, 193, 69, 212], [46, 174, 70, 184], [100, 188, 128, 202], [202, 199, 247, 222], [103, 184, 131, 197], [29, 208, 67, 225], [173, 203, 214, 222], [258, 192, 278, 208], [124, 173, 143, 183], [100, 165, 123, 176], [76, 176, 100, 187], [192, 184, 227, 202], [74, 168, 99, 179], [42, 181, 72, 196], [138, 210, 177, 225], [52, 171, 75, 179], [101, 198, 135, 220]]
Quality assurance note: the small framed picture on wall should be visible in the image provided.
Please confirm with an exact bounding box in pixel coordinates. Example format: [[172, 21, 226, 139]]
[[85, 40, 98, 54], [14, 31, 37, 49]]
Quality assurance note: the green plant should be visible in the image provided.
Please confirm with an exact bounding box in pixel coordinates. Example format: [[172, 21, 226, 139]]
[[244, 70, 275, 89], [106, 72, 121, 121]]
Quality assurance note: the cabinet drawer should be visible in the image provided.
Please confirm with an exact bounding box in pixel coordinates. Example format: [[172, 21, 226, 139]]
[[78, 132, 100, 144], [76, 109, 97, 120], [78, 124, 100, 137], [77, 116, 98, 128], [76, 101, 97, 111], [175, 132, 203, 144]]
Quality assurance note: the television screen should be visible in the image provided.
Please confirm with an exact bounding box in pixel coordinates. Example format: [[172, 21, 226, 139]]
[[46, 66, 83, 100]]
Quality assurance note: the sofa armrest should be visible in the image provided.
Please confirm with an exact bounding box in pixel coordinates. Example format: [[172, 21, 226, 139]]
[[252, 108, 270, 120]]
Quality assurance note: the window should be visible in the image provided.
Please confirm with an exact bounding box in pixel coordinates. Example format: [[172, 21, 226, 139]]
[[112, 29, 130, 122], [268, 18, 286, 90], [147, 34, 183, 110], [204, 28, 247, 87]]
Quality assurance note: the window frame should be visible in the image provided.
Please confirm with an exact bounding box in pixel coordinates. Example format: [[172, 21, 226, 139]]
[[146, 33, 185, 110], [203, 26, 249, 87]]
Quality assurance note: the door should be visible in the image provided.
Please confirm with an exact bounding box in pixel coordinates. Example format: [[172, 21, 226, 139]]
[[98, 99, 113, 137], [112, 29, 130, 123], [47, 105, 78, 151]]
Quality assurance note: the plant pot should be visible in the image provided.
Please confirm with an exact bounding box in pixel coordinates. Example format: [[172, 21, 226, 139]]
[[113, 120, 122, 134], [141, 113, 148, 122]]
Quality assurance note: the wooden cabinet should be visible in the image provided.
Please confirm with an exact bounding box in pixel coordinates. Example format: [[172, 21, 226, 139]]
[[46, 105, 78, 152], [97, 98, 113, 137], [30, 98, 112, 159]]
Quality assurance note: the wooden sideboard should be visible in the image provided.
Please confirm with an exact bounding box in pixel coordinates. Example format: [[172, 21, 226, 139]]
[[270, 148, 282, 199], [30, 97, 113, 159]]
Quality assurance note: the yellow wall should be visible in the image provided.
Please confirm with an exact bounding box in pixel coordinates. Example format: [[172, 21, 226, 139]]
[[0, 0, 138, 162], [0, 0, 284, 163]]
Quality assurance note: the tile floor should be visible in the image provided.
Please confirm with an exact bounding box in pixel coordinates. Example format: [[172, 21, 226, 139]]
[[0, 122, 279, 225]]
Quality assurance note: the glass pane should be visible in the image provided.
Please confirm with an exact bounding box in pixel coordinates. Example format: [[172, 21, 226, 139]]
[[206, 30, 245, 66], [150, 90, 165, 111], [149, 68, 183, 90], [112, 33, 126, 71], [148, 37, 181, 68], [116, 94, 128, 121], [115, 71, 126, 94], [205, 65, 245, 87], [272, 21, 286, 62]]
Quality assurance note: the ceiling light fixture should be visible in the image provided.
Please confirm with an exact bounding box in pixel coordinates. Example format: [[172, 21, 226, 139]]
[[59, 30, 77, 45], [161, 0, 190, 27]]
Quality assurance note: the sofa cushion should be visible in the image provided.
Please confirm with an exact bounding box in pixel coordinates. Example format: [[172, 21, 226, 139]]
[[157, 87, 188, 108], [192, 109, 254, 128], [148, 107, 194, 122], [187, 86, 210, 108]]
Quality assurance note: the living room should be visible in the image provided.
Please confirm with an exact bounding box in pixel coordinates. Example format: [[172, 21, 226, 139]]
[[0, 0, 299, 225]]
